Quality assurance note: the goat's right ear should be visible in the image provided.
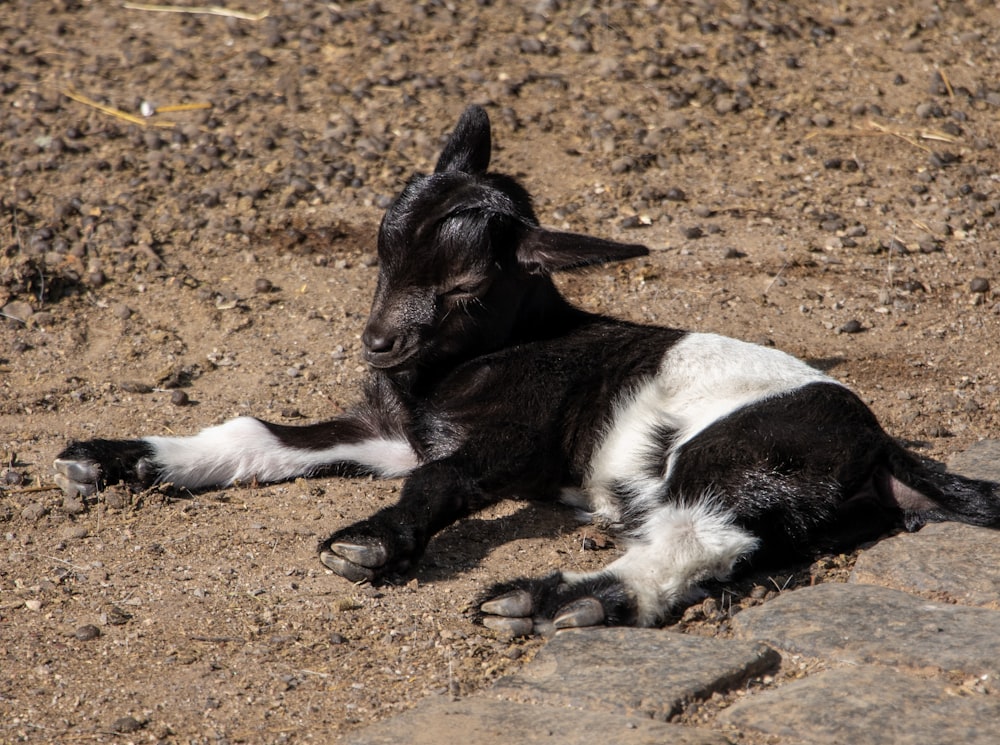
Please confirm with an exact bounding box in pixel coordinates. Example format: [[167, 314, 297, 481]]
[[516, 228, 650, 274], [434, 106, 492, 175]]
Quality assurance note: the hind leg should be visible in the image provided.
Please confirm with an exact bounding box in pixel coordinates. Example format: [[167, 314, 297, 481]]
[[479, 501, 758, 636]]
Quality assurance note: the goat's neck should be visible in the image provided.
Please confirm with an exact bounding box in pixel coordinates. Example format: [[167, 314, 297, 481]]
[[509, 277, 595, 344]]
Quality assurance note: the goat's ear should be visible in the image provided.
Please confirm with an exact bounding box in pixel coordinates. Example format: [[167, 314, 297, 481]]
[[434, 106, 492, 175], [516, 228, 650, 274]]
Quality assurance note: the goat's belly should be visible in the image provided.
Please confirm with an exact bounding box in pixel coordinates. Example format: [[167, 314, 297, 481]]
[[580, 332, 836, 522]]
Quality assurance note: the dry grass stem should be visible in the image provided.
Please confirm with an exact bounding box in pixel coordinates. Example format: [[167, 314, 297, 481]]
[[937, 67, 955, 99], [804, 119, 959, 153], [62, 88, 176, 128], [122, 2, 269, 21], [152, 102, 212, 114], [9, 483, 63, 494]]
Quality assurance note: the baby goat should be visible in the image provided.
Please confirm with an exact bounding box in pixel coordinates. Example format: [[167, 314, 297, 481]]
[[55, 105, 1000, 636]]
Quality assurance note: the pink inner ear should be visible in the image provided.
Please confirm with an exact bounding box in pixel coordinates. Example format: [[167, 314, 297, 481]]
[[517, 228, 650, 274]]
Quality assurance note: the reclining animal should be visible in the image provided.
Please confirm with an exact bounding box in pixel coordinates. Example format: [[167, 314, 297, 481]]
[[55, 105, 1000, 637]]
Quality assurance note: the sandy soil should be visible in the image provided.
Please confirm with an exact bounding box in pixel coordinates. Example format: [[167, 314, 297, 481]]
[[2, 1, 999, 742]]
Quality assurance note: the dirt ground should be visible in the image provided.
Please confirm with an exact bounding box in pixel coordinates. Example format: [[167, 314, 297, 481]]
[[2, 1, 999, 742]]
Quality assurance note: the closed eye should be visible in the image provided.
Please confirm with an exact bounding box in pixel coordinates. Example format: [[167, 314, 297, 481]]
[[440, 277, 493, 303]]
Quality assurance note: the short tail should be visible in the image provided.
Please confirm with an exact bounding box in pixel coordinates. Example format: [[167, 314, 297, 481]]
[[882, 446, 1000, 530]]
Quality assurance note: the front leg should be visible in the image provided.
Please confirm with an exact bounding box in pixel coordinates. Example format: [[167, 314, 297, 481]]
[[320, 460, 486, 583], [55, 411, 417, 496]]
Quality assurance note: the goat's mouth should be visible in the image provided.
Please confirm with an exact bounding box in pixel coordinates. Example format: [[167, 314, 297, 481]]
[[364, 346, 420, 372]]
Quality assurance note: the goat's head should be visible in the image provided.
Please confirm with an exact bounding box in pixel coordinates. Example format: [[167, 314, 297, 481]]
[[363, 105, 649, 379]]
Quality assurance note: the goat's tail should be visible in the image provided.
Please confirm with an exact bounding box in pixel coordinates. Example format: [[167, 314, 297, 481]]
[[881, 444, 1000, 530]]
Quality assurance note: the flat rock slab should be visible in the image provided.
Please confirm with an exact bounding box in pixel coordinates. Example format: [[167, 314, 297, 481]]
[[492, 627, 778, 720], [851, 522, 1000, 608], [732, 583, 1000, 677], [719, 665, 1000, 745], [347, 696, 730, 745], [947, 438, 1000, 482]]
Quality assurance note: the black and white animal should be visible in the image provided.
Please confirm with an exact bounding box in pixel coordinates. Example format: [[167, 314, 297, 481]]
[[55, 105, 1000, 636]]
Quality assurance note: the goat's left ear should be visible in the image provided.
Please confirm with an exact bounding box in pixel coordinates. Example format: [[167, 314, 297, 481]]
[[435, 106, 492, 175], [516, 228, 650, 274]]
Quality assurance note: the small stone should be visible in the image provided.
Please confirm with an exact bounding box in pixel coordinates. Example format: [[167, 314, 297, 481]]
[[21, 502, 49, 521], [113, 304, 133, 321], [610, 156, 635, 175], [838, 319, 863, 334], [929, 150, 959, 168], [75, 624, 101, 641], [888, 238, 908, 254], [170, 389, 190, 406], [2, 301, 33, 324], [62, 497, 86, 516], [254, 277, 274, 293], [970, 277, 990, 293], [103, 487, 129, 510], [110, 716, 144, 734], [682, 226, 704, 240], [120, 381, 152, 394]]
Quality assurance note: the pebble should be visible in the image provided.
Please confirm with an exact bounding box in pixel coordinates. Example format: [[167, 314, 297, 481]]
[[120, 381, 153, 394], [170, 389, 190, 406], [928, 151, 959, 168], [610, 156, 635, 175], [254, 277, 274, 293], [2, 301, 33, 324], [75, 624, 101, 641], [969, 277, 990, 293], [110, 716, 144, 734], [838, 319, 863, 334], [61, 498, 86, 517], [21, 503, 49, 521]]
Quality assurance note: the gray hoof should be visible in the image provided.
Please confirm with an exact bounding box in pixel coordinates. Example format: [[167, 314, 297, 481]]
[[53, 459, 100, 497], [553, 597, 605, 629], [319, 551, 376, 583], [327, 541, 388, 568], [480, 589, 533, 618], [481, 615, 534, 638]]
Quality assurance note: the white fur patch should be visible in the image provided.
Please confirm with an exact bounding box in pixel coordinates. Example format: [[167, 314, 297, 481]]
[[565, 499, 759, 626], [144, 416, 418, 489], [584, 332, 834, 519]]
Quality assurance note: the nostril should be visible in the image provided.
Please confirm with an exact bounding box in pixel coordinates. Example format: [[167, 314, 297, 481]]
[[363, 332, 396, 355]]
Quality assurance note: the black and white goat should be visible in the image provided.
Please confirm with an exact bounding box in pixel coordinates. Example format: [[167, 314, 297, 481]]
[[55, 106, 1000, 636]]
